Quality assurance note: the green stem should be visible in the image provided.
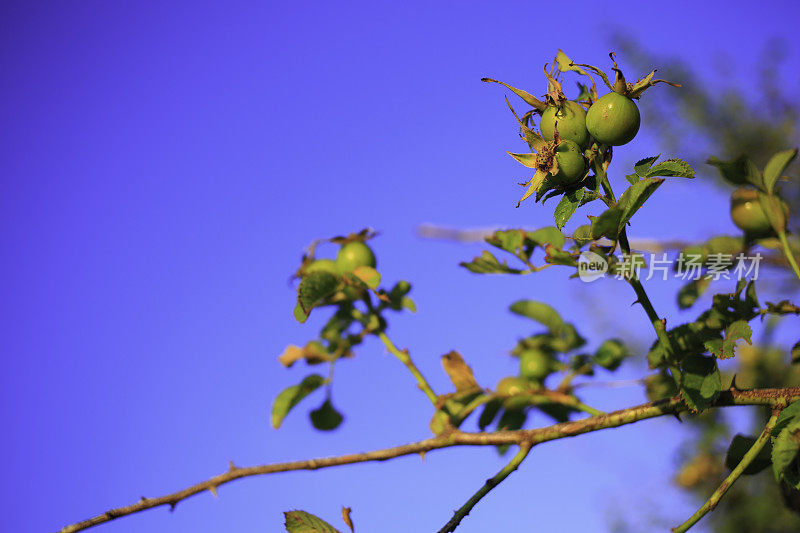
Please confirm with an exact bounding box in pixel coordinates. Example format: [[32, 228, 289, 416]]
[[437, 443, 533, 533], [672, 410, 781, 533], [628, 275, 682, 386], [377, 331, 438, 406], [778, 230, 800, 283]]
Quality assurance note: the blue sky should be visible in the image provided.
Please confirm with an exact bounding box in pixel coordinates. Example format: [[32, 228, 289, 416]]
[[2, 1, 799, 532]]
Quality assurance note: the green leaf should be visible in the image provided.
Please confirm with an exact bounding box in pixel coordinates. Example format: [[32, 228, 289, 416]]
[[294, 302, 310, 324], [271, 374, 326, 429], [509, 300, 563, 331], [593, 339, 629, 371], [677, 278, 711, 309], [460, 250, 524, 274], [571, 225, 594, 249], [704, 320, 752, 359], [725, 434, 772, 475], [590, 208, 623, 239], [284, 510, 343, 533], [792, 341, 800, 364], [772, 419, 800, 483], [297, 272, 340, 320], [634, 154, 661, 176], [763, 148, 798, 194], [310, 399, 344, 431], [478, 398, 503, 430], [528, 226, 566, 249], [544, 243, 577, 266], [616, 177, 665, 230], [773, 400, 800, 437], [352, 266, 380, 289], [554, 189, 585, 229], [680, 354, 722, 412], [708, 155, 763, 188], [758, 192, 788, 233], [401, 296, 417, 313], [486, 229, 525, 257], [644, 158, 695, 178]]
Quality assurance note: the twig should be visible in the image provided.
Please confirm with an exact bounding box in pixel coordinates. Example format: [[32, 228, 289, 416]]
[[437, 443, 533, 533], [377, 331, 439, 406], [58, 387, 800, 533], [671, 408, 782, 532]]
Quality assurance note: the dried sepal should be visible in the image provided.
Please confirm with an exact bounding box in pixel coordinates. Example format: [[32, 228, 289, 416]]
[[481, 77, 547, 111]]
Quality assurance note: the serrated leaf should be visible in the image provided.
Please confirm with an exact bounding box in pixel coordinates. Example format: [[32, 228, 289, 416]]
[[625, 173, 641, 185], [616, 177, 665, 232], [644, 158, 695, 179], [774, 400, 800, 437], [460, 250, 524, 274], [704, 320, 752, 359], [271, 374, 326, 429], [680, 354, 722, 413], [725, 434, 772, 475], [634, 155, 661, 176], [310, 399, 344, 431], [763, 149, 798, 194], [772, 419, 800, 483], [297, 272, 340, 319], [509, 300, 564, 332], [590, 208, 623, 239], [352, 266, 380, 289], [284, 510, 343, 533], [554, 189, 585, 229]]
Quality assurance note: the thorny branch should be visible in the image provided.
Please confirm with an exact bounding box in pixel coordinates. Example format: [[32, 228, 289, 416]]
[[59, 387, 800, 533]]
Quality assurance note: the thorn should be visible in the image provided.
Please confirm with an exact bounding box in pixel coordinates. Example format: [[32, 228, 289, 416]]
[[169, 502, 177, 513], [209, 485, 218, 498], [419, 451, 426, 463], [228, 460, 237, 472], [140, 496, 148, 502], [631, 299, 641, 307], [673, 412, 683, 423], [730, 374, 741, 391]]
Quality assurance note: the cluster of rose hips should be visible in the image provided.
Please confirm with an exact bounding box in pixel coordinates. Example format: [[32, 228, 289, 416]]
[[484, 51, 680, 202]]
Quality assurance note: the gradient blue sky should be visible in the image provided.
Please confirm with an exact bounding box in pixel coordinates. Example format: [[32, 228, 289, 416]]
[[2, 2, 799, 532]]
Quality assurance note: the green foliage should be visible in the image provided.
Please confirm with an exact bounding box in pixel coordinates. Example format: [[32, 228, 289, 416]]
[[271, 375, 326, 429], [725, 434, 772, 475], [284, 510, 343, 533]]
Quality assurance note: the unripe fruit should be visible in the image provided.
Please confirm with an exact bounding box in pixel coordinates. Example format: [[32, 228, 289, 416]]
[[495, 377, 529, 396], [305, 258, 337, 274], [730, 187, 788, 237], [540, 101, 590, 149], [335, 241, 376, 272], [586, 92, 641, 146], [519, 349, 551, 380], [550, 140, 585, 186]]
